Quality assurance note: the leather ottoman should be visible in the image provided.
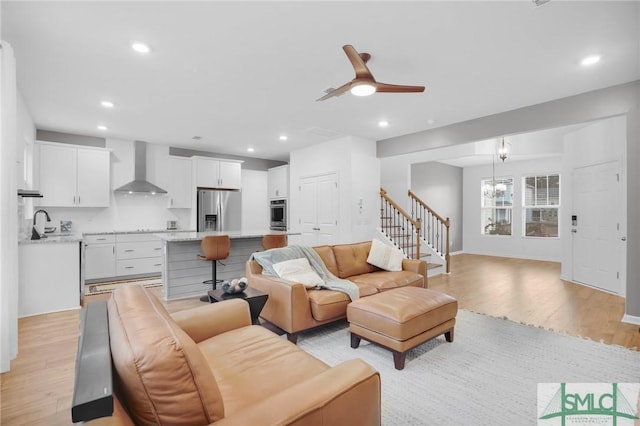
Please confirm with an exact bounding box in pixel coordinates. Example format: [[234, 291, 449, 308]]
[[347, 286, 458, 370]]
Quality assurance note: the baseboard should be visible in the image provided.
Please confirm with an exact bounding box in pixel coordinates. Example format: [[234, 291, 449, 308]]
[[622, 314, 640, 325]]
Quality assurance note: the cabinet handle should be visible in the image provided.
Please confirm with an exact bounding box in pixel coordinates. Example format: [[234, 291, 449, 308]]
[[312, 227, 320, 231], [154, 263, 162, 266], [170, 198, 173, 206], [113, 246, 115, 254], [78, 196, 81, 205], [73, 195, 76, 204], [96, 238, 107, 241], [154, 248, 161, 251], [124, 249, 135, 252], [124, 266, 134, 269]]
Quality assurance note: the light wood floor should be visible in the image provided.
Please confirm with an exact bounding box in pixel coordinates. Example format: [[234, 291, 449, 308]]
[[1, 254, 638, 425]]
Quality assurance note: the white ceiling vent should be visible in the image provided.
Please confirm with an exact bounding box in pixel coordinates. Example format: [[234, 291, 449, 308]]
[[532, 0, 551, 7], [304, 127, 344, 139]]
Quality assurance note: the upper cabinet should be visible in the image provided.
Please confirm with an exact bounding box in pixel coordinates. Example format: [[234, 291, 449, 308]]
[[268, 165, 289, 199], [167, 156, 192, 208], [193, 157, 242, 189], [36, 142, 110, 207]]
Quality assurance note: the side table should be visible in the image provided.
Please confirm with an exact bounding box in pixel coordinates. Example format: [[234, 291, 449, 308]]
[[207, 287, 268, 325]]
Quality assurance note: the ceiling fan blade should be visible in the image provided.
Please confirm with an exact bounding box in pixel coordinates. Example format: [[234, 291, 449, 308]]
[[316, 81, 353, 101], [375, 82, 425, 93], [343, 45, 374, 80]]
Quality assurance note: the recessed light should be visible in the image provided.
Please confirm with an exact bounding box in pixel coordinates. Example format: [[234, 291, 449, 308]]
[[97, 125, 108, 131], [378, 120, 389, 128], [131, 42, 151, 54], [100, 100, 114, 108], [581, 55, 601, 66], [247, 147, 255, 153], [279, 135, 288, 141]]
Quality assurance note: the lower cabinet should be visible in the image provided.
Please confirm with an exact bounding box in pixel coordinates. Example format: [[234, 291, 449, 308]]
[[84, 233, 163, 282], [84, 235, 116, 280], [115, 234, 163, 276]]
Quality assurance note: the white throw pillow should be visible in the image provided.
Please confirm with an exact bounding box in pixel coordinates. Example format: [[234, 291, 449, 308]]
[[272, 258, 324, 288], [366, 239, 404, 272]]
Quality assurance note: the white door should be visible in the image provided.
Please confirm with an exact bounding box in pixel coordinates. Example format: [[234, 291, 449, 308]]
[[299, 173, 339, 246], [572, 161, 622, 294]]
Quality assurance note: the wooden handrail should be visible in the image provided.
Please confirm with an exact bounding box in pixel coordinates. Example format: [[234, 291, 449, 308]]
[[381, 189, 420, 230], [407, 189, 451, 273], [408, 189, 449, 226], [379, 188, 421, 259]]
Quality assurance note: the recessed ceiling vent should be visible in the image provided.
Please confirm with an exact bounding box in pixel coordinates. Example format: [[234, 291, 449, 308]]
[[114, 141, 167, 194], [304, 127, 344, 139], [532, 0, 551, 6]]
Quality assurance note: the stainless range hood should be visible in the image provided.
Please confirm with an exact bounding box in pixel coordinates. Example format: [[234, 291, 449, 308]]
[[114, 141, 167, 194]]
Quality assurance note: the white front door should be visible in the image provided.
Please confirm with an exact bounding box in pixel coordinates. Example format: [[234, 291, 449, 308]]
[[299, 173, 339, 246], [571, 161, 622, 294]]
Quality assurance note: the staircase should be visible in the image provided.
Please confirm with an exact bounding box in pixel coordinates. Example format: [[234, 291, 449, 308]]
[[379, 188, 450, 275]]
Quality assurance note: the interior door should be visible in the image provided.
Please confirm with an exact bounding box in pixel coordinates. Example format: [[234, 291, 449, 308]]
[[571, 161, 621, 294], [299, 173, 339, 246]]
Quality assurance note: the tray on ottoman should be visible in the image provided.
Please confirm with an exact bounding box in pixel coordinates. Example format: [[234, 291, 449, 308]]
[[347, 286, 458, 370]]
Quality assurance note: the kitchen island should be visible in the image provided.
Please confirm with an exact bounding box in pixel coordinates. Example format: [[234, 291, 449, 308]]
[[156, 230, 294, 301]]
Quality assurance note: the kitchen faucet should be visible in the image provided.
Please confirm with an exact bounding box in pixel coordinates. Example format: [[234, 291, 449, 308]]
[[31, 209, 51, 240]]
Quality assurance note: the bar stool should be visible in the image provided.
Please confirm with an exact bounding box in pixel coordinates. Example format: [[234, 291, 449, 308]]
[[198, 235, 230, 302], [261, 234, 287, 250]]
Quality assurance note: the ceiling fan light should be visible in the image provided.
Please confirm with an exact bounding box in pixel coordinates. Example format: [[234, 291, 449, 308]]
[[350, 83, 376, 97]]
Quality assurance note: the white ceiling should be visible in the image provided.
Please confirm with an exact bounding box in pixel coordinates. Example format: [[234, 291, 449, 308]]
[[2, 1, 639, 162]]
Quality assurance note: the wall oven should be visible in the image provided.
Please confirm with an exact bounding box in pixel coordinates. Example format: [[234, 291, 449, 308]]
[[270, 199, 287, 230]]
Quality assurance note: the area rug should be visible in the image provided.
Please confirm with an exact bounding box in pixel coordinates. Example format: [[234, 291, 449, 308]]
[[84, 276, 162, 295], [296, 310, 640, 426]]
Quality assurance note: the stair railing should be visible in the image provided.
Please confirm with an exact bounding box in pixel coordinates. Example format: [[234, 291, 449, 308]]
[[380, 188, 421, 259], [408, 189, 450, 273]]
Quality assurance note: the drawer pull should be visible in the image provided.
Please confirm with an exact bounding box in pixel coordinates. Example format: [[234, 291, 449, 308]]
[[154, 248, 162, 250], [154, 263, 162, 266], [124, 266, 135, 269], [124, 249, 135, 252], [96, 238, 107, 241]]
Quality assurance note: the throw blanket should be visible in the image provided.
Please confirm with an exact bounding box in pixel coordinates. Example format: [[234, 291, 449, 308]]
[[251, 245, 360, 301]]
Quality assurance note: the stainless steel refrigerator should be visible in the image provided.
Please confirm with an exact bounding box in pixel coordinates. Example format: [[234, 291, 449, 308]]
[[197, 188, 242, 232]]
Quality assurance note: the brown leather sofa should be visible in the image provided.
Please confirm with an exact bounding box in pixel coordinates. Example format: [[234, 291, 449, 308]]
[[101, 284, 381, 425], [246, 241, 427, 343]]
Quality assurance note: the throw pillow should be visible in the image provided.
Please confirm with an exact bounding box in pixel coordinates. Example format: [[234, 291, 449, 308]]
[[272, 258, 324, 288], [366, 239, 404, 272]]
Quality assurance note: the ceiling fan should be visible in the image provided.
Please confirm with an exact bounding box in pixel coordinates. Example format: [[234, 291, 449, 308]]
[[317, 44, 425, 101]]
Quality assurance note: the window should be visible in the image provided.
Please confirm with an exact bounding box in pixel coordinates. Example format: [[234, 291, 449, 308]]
[[481, 177, 513, 235], [523, 174, 560, 238]]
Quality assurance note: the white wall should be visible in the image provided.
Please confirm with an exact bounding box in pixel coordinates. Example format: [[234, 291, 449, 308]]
[[560, 116, 627, 285], [462, 156, 563, 261], [411, 162, 463, 252], [289, 135, 380, 245], [1, 42, 20, 372]]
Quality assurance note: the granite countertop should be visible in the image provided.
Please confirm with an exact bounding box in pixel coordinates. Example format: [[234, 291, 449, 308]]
[[156, 229, 296, 242], [19, 232, 83, 245], [84, 229, 196, 236]]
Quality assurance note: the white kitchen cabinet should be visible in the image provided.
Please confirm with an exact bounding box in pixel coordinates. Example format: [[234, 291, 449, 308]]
[[193, 157, 242, 189], [19, 241, 81, 317], [36, 142, 110, 207], [268, 165, 289, 199], [167, 156, 192, 208], [84, 234, 116, 280], [115, 233, 163, 277]]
